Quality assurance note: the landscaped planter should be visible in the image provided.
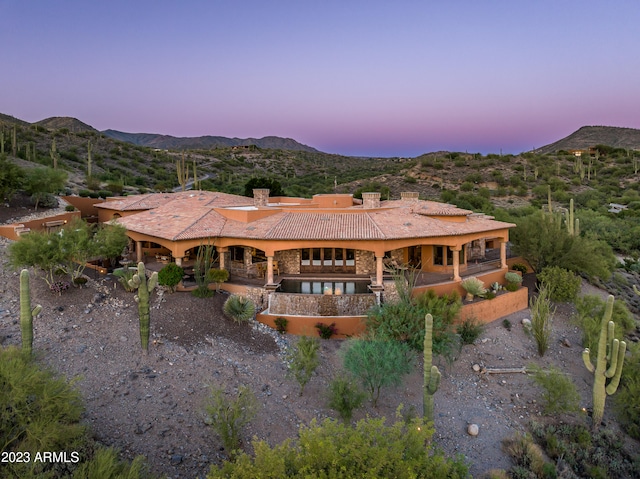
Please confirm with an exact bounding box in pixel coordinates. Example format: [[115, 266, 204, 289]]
[[457, 287, 528, 325]]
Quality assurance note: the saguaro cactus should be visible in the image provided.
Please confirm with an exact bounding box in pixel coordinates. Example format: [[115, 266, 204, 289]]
[[127, 262, 158, 353], [582, 295, 627, 431], [20, 269, 42, 356], [423, 313, 441, 423], [87, 140, 93, 177], [176, 153, 189, 191]]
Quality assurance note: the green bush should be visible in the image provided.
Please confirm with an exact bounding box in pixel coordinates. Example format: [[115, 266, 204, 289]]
[[365, 289, 460, 355], [529, 365, 580, 414], [208, 415, 469, 478], [208, 268, 229, 291], [614, 342, 640, 439], [327, 374, 365, 422], [511, 263, 528, 274], [157, 262, 184, 293], [72, 447, 151, 479], [0, 346, 86, 477], [65, 204, 76, 211], [456, 317, 484, 345], [222, 295, 255, 323], [504, 271, 523, 285], [342, 339, 414, 407], [204, 385, 257, 459], [274, 317, 288, 334], [537, 266, 581, 302], [287, 336, 320, 396]]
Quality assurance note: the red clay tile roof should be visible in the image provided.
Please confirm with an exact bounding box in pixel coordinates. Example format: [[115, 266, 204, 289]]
[[111, 192, 515, 242]]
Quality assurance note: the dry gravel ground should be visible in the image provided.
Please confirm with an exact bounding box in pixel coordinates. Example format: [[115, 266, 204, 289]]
[[0, 203, 638, 478]]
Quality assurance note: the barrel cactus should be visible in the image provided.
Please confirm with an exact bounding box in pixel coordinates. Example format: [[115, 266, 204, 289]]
[[127, 262, 158, 353], [582, 295, 627, 431], [20, 269, 42, 356]]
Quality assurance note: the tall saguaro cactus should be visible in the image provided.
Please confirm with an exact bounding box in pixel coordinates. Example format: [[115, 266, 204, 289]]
[[20, 269, 42, 356], [176, 153, 189, 191], [423, 313, 441, 423], [127, 262, 158, 353], [87, 140, 93, 177], [582, 295, 627, 431]]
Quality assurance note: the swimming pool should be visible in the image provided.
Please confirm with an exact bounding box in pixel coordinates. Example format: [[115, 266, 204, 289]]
[[278, 279, 371, 295]]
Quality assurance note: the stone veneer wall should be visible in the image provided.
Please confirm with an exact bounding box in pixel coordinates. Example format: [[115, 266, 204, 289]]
[[269, 293, 377, 317], [356, 250, 375, 275], [275, 250, 300, 275]]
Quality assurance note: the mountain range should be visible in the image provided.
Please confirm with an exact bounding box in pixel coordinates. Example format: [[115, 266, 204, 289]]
[[2, 113, 640, 156]]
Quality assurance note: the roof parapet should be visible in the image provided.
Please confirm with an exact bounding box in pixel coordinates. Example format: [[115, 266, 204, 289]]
[[400, 192, 419, 202]]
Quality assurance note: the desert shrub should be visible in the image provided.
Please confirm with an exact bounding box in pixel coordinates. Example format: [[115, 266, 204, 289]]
[[574, 295, 635, 358], [529, 365, 580, 415], [504, 271, 523, 285], [530, 286, 555, 356], [274, 317, 288, 334], [113, 267, 137, 292], [157, 262, 184, 293], [342, 339, 414, 407], [72, 447, 151, 479], [209, 415, 468, 478], [456, 316, 484, 345], [365, 289, 460, 355], [511, 263, 528, 274], [502, 433, 547, 478], [208, 268, 229, 291], [528, 421, 640, 478], [0, 346, 86, 477], [222, 295, 255, 323], [315, 322, 337, 339], [461, 276, 485, 297], [505, 282, 519, 292], [65, 204, 76, 211], [287, 336, 320, 396], [502, 319, 512, 331], [327, 374, 366, 422], [614, 342, 640, 439], [537, 266, 581, 302], [204, 385, 257, 459]]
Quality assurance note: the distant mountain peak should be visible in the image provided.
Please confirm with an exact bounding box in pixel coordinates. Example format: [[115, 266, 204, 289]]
[[536, 125, 640, 154], [35, 116, 98, 133]]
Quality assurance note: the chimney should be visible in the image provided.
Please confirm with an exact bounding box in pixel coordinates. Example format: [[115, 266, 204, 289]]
[[253, 188, 270, 207], [362, 192, 381, 209], [400, 192, 419, 202]]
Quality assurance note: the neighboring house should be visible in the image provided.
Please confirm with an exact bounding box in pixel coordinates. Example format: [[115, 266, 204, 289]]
[[94, 189, 522, 334]]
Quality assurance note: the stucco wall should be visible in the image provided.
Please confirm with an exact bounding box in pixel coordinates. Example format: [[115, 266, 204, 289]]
[[0, 211, 81, 240], [257, 311, 366, 338], [458, 286, 529, 325]]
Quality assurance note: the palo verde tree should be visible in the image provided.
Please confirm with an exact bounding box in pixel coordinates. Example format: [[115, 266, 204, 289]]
[[0, 155, 25, 201], [22, 166, 67, 210]]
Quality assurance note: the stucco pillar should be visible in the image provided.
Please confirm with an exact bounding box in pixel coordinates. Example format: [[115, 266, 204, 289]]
[[267, 255, 274, 285], [451, 246, 461, 281], [500, 240, 508, 269], [375, 255, 384, 286], [135, 240, 143, 263], [175, 256, 183, 266]]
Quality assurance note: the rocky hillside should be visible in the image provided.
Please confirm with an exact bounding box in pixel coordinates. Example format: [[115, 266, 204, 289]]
[[535, 126, 640, 154]]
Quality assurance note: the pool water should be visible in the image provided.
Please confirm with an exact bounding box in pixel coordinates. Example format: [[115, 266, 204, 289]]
[[278, 279, 371, 295]]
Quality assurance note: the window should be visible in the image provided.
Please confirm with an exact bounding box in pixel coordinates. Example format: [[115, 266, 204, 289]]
[[230, 246, 244, 262], [433, 246, 465, 266]]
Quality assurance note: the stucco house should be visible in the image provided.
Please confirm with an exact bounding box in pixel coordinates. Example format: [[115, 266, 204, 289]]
[[93, 189, 524, 335]]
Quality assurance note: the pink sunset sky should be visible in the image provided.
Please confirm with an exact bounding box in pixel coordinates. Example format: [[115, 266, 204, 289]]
[[1, 0, 639, 157]]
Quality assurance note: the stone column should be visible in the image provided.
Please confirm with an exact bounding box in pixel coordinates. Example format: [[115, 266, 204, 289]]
[[217, 247, 228, 270], [175, 256, 183, 267], [451, 246, 461, 281]]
